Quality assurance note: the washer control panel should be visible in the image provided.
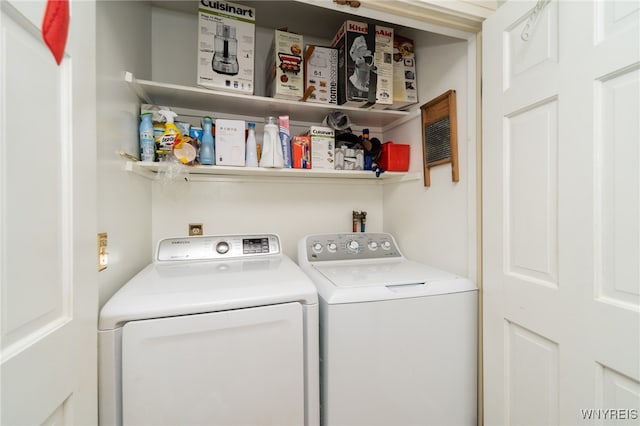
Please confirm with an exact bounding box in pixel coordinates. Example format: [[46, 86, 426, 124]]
[[156, 234, 280, 262], [304, 233, 401, 261]]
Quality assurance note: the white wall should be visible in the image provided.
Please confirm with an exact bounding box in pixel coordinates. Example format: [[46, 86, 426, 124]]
[[383, 30, 477, 281], [96, 1, 156, 307]]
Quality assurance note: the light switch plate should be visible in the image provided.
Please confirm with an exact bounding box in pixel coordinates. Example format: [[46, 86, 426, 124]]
[[98, 232, 108, 271]]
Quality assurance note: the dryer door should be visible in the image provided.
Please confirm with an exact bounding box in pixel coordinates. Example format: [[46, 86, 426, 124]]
[[121, 302, 304, 426]]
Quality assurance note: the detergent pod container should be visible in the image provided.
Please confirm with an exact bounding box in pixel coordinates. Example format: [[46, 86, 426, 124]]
[[259, 116, 284, 168], [157, 110, 180, 161]]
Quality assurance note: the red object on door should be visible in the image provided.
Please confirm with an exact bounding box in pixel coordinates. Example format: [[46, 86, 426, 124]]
[[41, 0, 69, 65]]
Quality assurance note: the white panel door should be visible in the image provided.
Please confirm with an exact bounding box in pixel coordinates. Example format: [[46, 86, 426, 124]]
[[0, 0, 97, 424], [122, 302, 305, 426], [483, 1, 640, 425]]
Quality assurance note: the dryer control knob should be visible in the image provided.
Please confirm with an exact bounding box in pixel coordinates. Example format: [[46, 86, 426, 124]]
[[368, 241, 378, 251], [327, 243, 337, 253], [347, 240, 360, 252], [312, 243, 323, 253], [216, 241, 230, 254], [381, 241, 392, 250]]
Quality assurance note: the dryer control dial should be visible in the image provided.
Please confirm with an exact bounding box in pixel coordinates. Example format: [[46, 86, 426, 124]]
[[327, 243, 338, 253], [216, 241, 230, 254], [368, 241, 378, 251], [312, 243, 323, 253], [381, 241, 392, 250]]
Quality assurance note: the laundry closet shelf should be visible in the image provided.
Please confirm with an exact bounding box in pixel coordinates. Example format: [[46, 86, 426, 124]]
[[125, 161, 417, 184], [125, 72, 410, 127]]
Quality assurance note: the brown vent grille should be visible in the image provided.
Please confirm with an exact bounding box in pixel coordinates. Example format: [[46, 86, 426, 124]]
[[420, 90, 459, 187]]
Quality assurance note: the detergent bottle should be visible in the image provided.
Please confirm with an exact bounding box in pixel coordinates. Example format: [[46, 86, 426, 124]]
[[259, 116, 284, 168], [139, 112, 155, 162], [157, 110, 180, 161]]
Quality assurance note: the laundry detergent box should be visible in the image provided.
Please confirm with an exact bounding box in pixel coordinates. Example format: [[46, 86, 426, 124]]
[[331, 20, 377, 107], [309, 126, 335, 169], [197, 0, 255, 95], [370, 25, 394, 110], [303, 45, 338, 105], [215, 119, 246, 166], [391, 34, 418, 109], [266, 30, 304, 100]]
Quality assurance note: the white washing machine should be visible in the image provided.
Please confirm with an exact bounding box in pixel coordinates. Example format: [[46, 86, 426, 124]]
[[298, 233, 477, 426], [99, 234, 319, 426]]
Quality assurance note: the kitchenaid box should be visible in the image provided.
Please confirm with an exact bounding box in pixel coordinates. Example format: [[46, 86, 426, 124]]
[[370, 26, 394, 110], [391, 34, 418, 109], [331, 21, 377, 107], [197, 1, 255, 94], [266, 30, 304, 100]]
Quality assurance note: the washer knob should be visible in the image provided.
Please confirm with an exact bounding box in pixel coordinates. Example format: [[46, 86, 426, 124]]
[[312, 243, 323, 253], [368, 241, 378, 251], [327, 243, 337, 252], [216, 241, 230, 254], [381, 241, 392, 250], [347, 240, 360, 252]]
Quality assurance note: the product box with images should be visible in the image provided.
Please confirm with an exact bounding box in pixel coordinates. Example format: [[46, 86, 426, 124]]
[[370, 26, 394, 110], [266, 30, 304, 100], [197, 0, 255, 94], [331, 20, 377, 107], [215, 119, 246, 166], [309, 126, 335, 169], [303, 45, 338, 105], [392, 34, 418, 109]]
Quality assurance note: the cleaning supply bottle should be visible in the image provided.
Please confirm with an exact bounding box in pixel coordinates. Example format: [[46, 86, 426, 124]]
[[259, 116, 284, 168], [199, 116, 215, 165], [245, 122, 259, 167], [157, 110, 180, 161], [139, 112, 155, 162]]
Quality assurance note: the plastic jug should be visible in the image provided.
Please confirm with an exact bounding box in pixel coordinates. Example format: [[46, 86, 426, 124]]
[[259, 116, 284, 168]]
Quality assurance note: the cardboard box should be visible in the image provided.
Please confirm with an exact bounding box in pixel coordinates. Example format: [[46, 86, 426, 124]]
[[215, 119, 246, 166], [309, 126, 335, 169], [303, 45, 338, 105], [370, 26, 394, 110], [266, 30, 304, 100], [391, 35, 418, 109], [292, 135, 311, 169], [197, 1, 255, 94], [331, 20, 377, 107]]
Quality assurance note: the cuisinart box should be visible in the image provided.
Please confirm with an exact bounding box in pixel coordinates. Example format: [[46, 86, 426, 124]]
[[391, 34, 418, 109], [266, 30, 304, 100], [197, 0, 255, 94], [304, 45, 338, 105], [309, 126, 335, 169], [331, 20, 377, 108], [370, 26, 394, 110]]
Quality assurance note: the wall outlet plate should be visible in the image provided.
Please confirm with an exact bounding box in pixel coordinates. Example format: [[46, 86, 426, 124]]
[[189, 223, 203, 236]]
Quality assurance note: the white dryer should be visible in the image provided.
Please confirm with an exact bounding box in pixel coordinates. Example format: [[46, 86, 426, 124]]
[[99, 234, 319, 426], [298, 233, 477, 426]]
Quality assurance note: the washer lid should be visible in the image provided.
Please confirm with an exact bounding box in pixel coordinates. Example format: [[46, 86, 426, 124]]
[[99, 254, 318, 330], [309, 258, 477, 304], [313, 258, 455, 288]]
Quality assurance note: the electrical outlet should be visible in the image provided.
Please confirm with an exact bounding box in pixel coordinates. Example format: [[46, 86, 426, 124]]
[[98, 232, 108, 271], [189, 223, 203, 236]]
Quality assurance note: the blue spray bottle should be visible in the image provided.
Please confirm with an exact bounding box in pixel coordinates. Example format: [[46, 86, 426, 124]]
[[199, 116, 215, 165]]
